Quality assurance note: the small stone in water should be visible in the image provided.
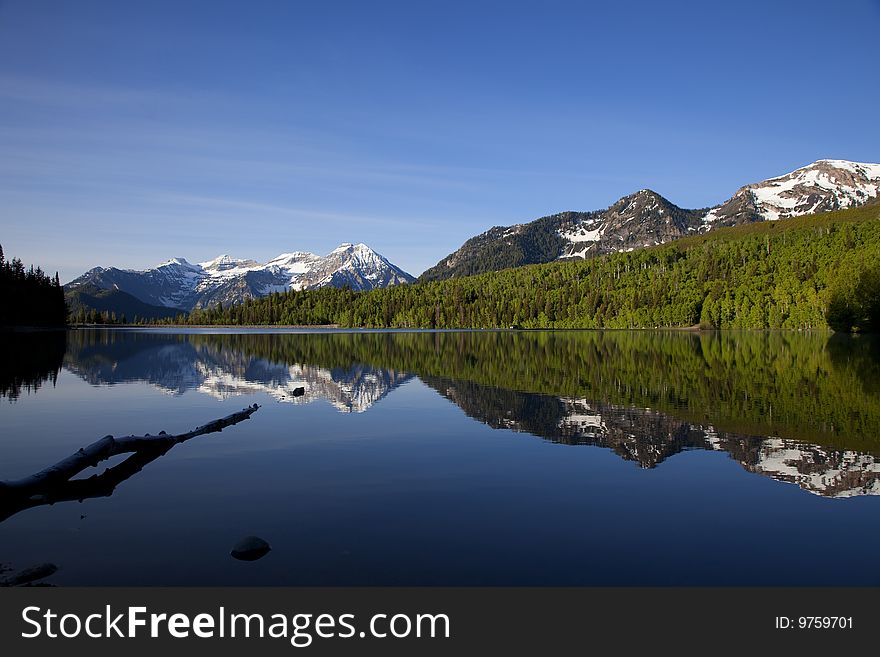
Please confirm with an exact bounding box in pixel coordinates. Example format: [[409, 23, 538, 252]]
[[231, 536, 271, 561]]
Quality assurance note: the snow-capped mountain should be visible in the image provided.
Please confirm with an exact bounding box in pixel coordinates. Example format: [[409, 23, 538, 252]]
[[420, 159, 880, 282], [701, 159, 880, 227], [66, 243, 414, 311]]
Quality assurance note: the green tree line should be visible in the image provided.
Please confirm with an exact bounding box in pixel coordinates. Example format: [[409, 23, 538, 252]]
[[69, 307, 129, 325]]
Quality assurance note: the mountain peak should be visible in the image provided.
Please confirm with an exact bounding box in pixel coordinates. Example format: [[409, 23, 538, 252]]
[[198, 254, 261, 271], [331, 242, 372, 254], [807, 158, 879, 169], [271, 251, 317, 259], [763, 159, 880, 185], [158, 257, 195, 268], [603, 189, 682, 226], [613, 188, 671, 206], [200, 254, 233, 267]]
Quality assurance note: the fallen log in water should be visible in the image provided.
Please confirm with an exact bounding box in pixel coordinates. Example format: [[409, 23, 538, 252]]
[[0, 563, 58, 587], [0, 404, 260, 522]]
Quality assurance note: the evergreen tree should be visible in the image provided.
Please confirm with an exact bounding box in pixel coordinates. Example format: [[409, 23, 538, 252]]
[[0, 244, 68, 327]]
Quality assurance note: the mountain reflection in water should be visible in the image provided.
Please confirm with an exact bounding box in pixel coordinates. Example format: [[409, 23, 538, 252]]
[[428, 378, 880, 498], [2, 328, 876, 503], [61, 331, 413, 413]]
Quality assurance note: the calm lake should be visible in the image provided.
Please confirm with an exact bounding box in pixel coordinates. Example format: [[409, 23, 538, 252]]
[[2, 328, 879, 586]]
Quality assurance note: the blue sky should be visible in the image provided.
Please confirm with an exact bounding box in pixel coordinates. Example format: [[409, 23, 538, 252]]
[[1, 0, 878, 281]]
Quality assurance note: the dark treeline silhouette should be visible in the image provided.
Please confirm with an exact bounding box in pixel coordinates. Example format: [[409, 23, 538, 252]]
[[0, 331, 66, 401], [0, 244, 68, 327]]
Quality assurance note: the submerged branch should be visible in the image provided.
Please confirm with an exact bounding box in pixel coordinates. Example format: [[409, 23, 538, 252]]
[[0, 404, 260, 522]]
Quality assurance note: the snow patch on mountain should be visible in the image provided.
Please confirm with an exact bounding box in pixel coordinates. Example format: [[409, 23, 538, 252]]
[[560, 226, 603, 243]]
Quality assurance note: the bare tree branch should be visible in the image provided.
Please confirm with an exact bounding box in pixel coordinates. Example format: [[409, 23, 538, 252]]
[[0, 404, 260, 522]]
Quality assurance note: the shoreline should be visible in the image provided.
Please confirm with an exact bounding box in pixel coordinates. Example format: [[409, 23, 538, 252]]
[[57, 323, 836, 333], [67, 323, 342, 329]]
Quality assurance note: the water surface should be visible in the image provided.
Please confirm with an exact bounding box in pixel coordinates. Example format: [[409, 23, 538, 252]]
[[1, 328, 879, 585]]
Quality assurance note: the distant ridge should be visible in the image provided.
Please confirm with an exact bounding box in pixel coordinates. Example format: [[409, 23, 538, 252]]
[[65, 285, 183, 321]]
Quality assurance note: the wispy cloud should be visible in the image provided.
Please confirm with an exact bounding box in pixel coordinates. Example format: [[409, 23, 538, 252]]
[[0, 74, 218, 111], [0, 75, 636, 188], [154, 193, 445, 229]]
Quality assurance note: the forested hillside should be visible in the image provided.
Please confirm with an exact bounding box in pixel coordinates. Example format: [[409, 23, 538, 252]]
[[66, 284, 181, 323], [175, 204, 880, 330], [418, 212, 570, 281]]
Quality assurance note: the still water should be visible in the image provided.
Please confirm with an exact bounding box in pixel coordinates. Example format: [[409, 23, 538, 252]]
[[1, 328, 879, 585]]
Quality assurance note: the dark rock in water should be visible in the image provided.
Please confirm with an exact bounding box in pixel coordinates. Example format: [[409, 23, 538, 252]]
[[292, 386, 305, 397], [231, 536, 271, 561], [0, 563, 58, 586]]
